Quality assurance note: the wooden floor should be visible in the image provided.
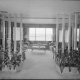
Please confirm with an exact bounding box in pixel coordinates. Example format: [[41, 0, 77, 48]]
[[0, 49, 80, 79]]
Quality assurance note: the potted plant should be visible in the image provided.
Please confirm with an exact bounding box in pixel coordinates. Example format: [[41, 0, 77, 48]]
[[56, 46, 80, 74]]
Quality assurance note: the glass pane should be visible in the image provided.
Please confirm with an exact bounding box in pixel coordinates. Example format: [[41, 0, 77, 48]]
[[29, 28, 35, 41], [46, 28, 53, 41], [36, 28, 45, 41]]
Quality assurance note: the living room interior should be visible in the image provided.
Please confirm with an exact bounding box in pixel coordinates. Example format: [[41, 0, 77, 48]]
[[0, 0, 80, 79]]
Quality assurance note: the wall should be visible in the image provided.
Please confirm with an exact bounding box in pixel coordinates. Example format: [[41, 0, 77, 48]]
[[23, 24, 69, 43]]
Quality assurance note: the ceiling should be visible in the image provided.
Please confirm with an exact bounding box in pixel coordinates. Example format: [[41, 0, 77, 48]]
[[0, 0, 80, 18], [0, 0, 80, 24]]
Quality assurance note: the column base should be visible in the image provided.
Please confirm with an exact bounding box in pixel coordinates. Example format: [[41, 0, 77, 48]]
[[2, 61, 24, 73], [56, 64, 79, 76]]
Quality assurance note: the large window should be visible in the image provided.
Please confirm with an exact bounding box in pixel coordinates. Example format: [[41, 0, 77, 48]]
[[29, 28, 35, 41], [29, 28, 53, 41], [46, 28, 53, 41], [36, 28, 45, 41]]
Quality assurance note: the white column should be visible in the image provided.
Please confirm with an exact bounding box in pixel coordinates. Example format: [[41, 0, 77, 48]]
[[45, 28, 46, 41], [20, 14, 23, 54], [68, 14, 71, 53], [26, 27, 29, 39], [14, 14, 17, 53], [62, 14, 65, 53], [78, 14, 80, 47], [1, 18, 3, 32], [2, 13, 5, 51], [79, 21, 80, 46], [74, 13, 77, 50], [72, 27, 74, 50], [53, 28, 56, 42], [8, 14, 11, 59], [56, 15, 59, 53], [72, 15, 74, 50], [52, 28, 54, 42], [35, 28, 36, 41]]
